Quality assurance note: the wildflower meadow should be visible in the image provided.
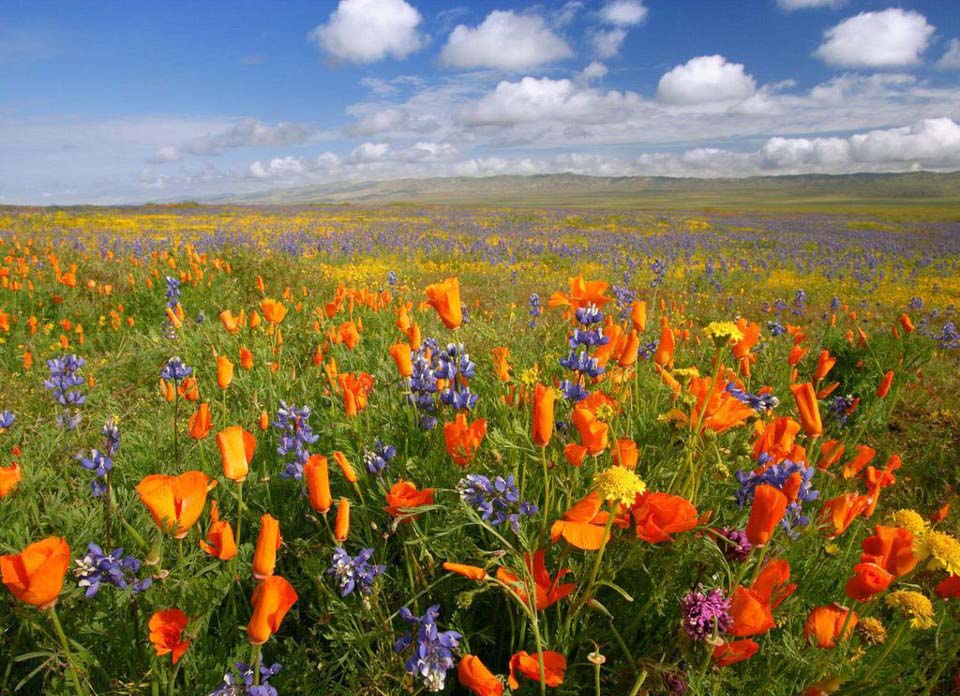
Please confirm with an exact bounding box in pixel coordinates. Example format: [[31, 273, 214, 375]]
[[0, 205, 959, 696]]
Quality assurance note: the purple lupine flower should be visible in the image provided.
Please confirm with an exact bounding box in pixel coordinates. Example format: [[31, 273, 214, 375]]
[[363, 439, 396, 476], [328, 547, 385, 597], [160, 356, 192, 382], [0, 410, 14, 431], [210, 661, 282, 696], [457, 473, 538, 532], [273, 401, 319, 480], [394, 605, 461, 692], [165, 276, 181, 310], [735, 457, 819, 536], [74, 543, 152, 597], [724, 383, 779, 413], [680, 588, 732, 642], [528, 293, 542, 327]]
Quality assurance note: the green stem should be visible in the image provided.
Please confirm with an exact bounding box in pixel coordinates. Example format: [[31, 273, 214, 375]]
[[251, 643, 262, 686], [48, 606, 85, 695], [861, 621, 908, 684], [626, 669, 649, 696]]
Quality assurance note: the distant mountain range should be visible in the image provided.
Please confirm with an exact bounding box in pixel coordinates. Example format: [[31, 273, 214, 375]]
[[207, 171, 960, 211]]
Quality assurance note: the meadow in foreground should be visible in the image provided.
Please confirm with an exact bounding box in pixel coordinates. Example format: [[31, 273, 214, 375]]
[[0, 205, 959, 695]]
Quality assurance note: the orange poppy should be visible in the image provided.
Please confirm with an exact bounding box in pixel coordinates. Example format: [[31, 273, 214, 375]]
[[444, 562, 488, 582], [252, 513, 282, 580], [491, 346, 512, 382], [259, 299, 287, 325], [876, 370, 894, 398], [688, 374, 755, 434], [632, 492, 698, 543], [841, 444, 876, 480], [752, 560, 796, 609], [496, 549, 574, 610], [630, 300, 646, 333], [389, 343, 413, 378], [216, 355, 234, 390], [898, 313, 915, 333], [816, 439, 845, 470], [550, 492, 627, 551], [653, 317, 675, 369], [712, 639, 759, 666], [239, 346, 254, 370], [752, 417, 802, 464], [304, 454, 332, 514], [844, 562, 893, 602], [149, 608, 190, 664], [178, 376, 200, 402], [745, 484, 788, 547], [219, 309, 241, 334], [508, 651, 566, 689], [790, 383, 822, 437], [334, 498, 350, 543], [247, 575, 298, 645], [424, 277, 463, 329], [136, 471, 214, 539], [804, 604, 857, 649], [548, 276, 611, 316], [338, 372, 374, 416], [612, 438, 639, 469], [570, 405, 609, 455], [819, 494, 869, 538], [935, 575, 960, 599], [215, 426, 256, 482], [0, 462, 22, 499], [728, 586, 775, 637], [0, 536, 70, 608], [531, 384, 555, 448], [187, 403, 213, 440], [813, 350, 836, 381], [458, 655, 504, 696], [332, 451, 358, 483], [444, 413, 487, 467], [788, 345, 808, 366], [199, 500, 237, 561], [384, 480, 434, 519], [860, 525, 917, 577]]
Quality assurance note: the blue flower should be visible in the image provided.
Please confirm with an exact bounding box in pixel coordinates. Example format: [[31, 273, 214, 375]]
[[394, 605, 461, 692], [0, 410, 14, 431], [74, 543, 152, 598], [272, 401, 319, 480], [210, 661, 282, 696], [457, 473, 538, 532], [165, 276, 181, 309], [735, 458, 818, 536], [363, 439, 396, 476], [724, 383, 779, 413], [160, 356, 192, 382], [327, 547, 385, 597]]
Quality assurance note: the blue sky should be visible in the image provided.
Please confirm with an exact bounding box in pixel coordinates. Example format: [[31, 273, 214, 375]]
[[1, 0, 959, 203]]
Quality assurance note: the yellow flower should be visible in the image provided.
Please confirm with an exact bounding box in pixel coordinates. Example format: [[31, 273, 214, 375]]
[[885, 509, 927, 536], [885, 591, 935, 629], [857, 617, 887, 645], [703, 321, 744, 346], [915, 530, 960, 576], [593, 467, 646, 506], [594, 403, 616, 423]]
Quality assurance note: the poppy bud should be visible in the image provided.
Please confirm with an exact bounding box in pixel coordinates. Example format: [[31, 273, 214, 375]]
[[252, 513, 281, 580]]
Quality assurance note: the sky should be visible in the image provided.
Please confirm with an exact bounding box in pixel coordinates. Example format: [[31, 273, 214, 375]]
[[1, 0, 959, 204]]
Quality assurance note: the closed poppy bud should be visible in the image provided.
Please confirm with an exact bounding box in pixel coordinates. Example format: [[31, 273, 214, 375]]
[[845, 563, 893, 601], [334, 498, 350, 542], [252, 513, 281, 579], [424, 277, 463, 330], [216, 426, 256, 482], [159, 377, 175, 402], [613, 438, 639, 469], [304, 454, 332, 514], [239, 346, 254, 370], [215, 355, 234, 389], [898, 313, 915, 333], [746, 484, 788, 547], [187, 403, 213, 439], [247, 575, 298, 645], [332, 451, 358, 483], [443, 562, 487, 582], [790, 383, 822, 438], [458, 655, 503, 696], [0, 536, 70, 608], [531, 383, 555, 447], [630, 301, 646, 333], [712, 639, 759, 666], [0, 462, 23, 499], [508, 651, 566, 689], [248, 310, 261, 329], [136, 471, 214, 539], [876, 370, 894, 398], [813, 350, 836, 381], [804, 604, 857, 649], [618, 329, 640, 368], [653, 317, 675, 369], [258, 409, 269, 431], [149, 608, 190, 664], [389, 342, 413, 378]]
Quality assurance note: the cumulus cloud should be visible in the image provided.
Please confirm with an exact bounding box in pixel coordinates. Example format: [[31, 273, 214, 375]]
[[439, 10, 573, 71], [309, 0, 424, 64], [580, 61, 608, 83], [656, 55, 757, 105], [938, 39, 960, 70], [776, 0, 844, 10], [814, 9, 935, 68], [600, 0, 648, 26], [148, 145, 181, 164], [591, 28, 628, 59]]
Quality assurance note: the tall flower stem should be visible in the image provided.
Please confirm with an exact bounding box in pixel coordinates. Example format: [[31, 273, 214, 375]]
[[48, 606, 84, 695], [250, 643, 263, 686]]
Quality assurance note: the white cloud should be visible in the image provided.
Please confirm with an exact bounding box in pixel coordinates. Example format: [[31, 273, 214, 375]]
[[814, 9, 935, 68], [600, 0, 648, 26], [938, 39, 960, 70], [149, 145, 181, 164], [554, 2, 583, 28], [591, 28, 628, 59], [439, 10, 573, 71], [580, 61, 608, 83], [183, 119, 317, 155], [776, 0, 844, 10], [309, 0, 424, 64], [249, 156, 307, 179], [656, 55, 756, 105]]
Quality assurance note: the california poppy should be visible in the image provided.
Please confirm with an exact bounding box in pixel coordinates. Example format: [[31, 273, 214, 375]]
[[215, 426, 256, 482], [548, 277, 610, 316], [860, 525, 917, 577], [745, 484, 788, 547], [813, 350, 836, 381], [219, 309, 241, 334], [338, 372, 374, 416], [752, 560, 796, 609], [632, 492, 698, 543], [496, 549, 574, 610], [389, 343, 413, 378], [239, 346, 254, 370], [332, 451, 358, 483], [444, 413, 487, 467], [304, 454, 332, 514], [148, 608, 190, 664], [653, 317, 675, 369], [424, 277, 463, 330], [816, 439, 845, 471], [728, 586, 775, 637], [491, 346, 511, 382], [136, 471, 214, 539], [550, 492, 627, 551], [334, 498, 350, 543], [444, 562, 487, 582], [508, 651, 566, 689], [790, 383, 822, 437], [247, 575, 298, 645], [252, 513, 282, 580], [0, 536, 70, 608], [841, 444, 875, 480], [531, 383, 555, 447], [804, 604, 857, 649], [0, 462, 22, 499], [845, 562, 893, 602], [384, 480, 434, 519], [187, 403, 213, 439], [216, 355, 234, 390], [199, 500, 237, 561], [630, 300, 646, 333], [458, 655, 503, 696], [935, 575, 960, 599], [876, 370, 894, 398], [712, 639, 759, 666], [259, 299, 287, 325], [819, 494, 869, 538], [612, 438, 639, 470], [570, 405, 609, 455]]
